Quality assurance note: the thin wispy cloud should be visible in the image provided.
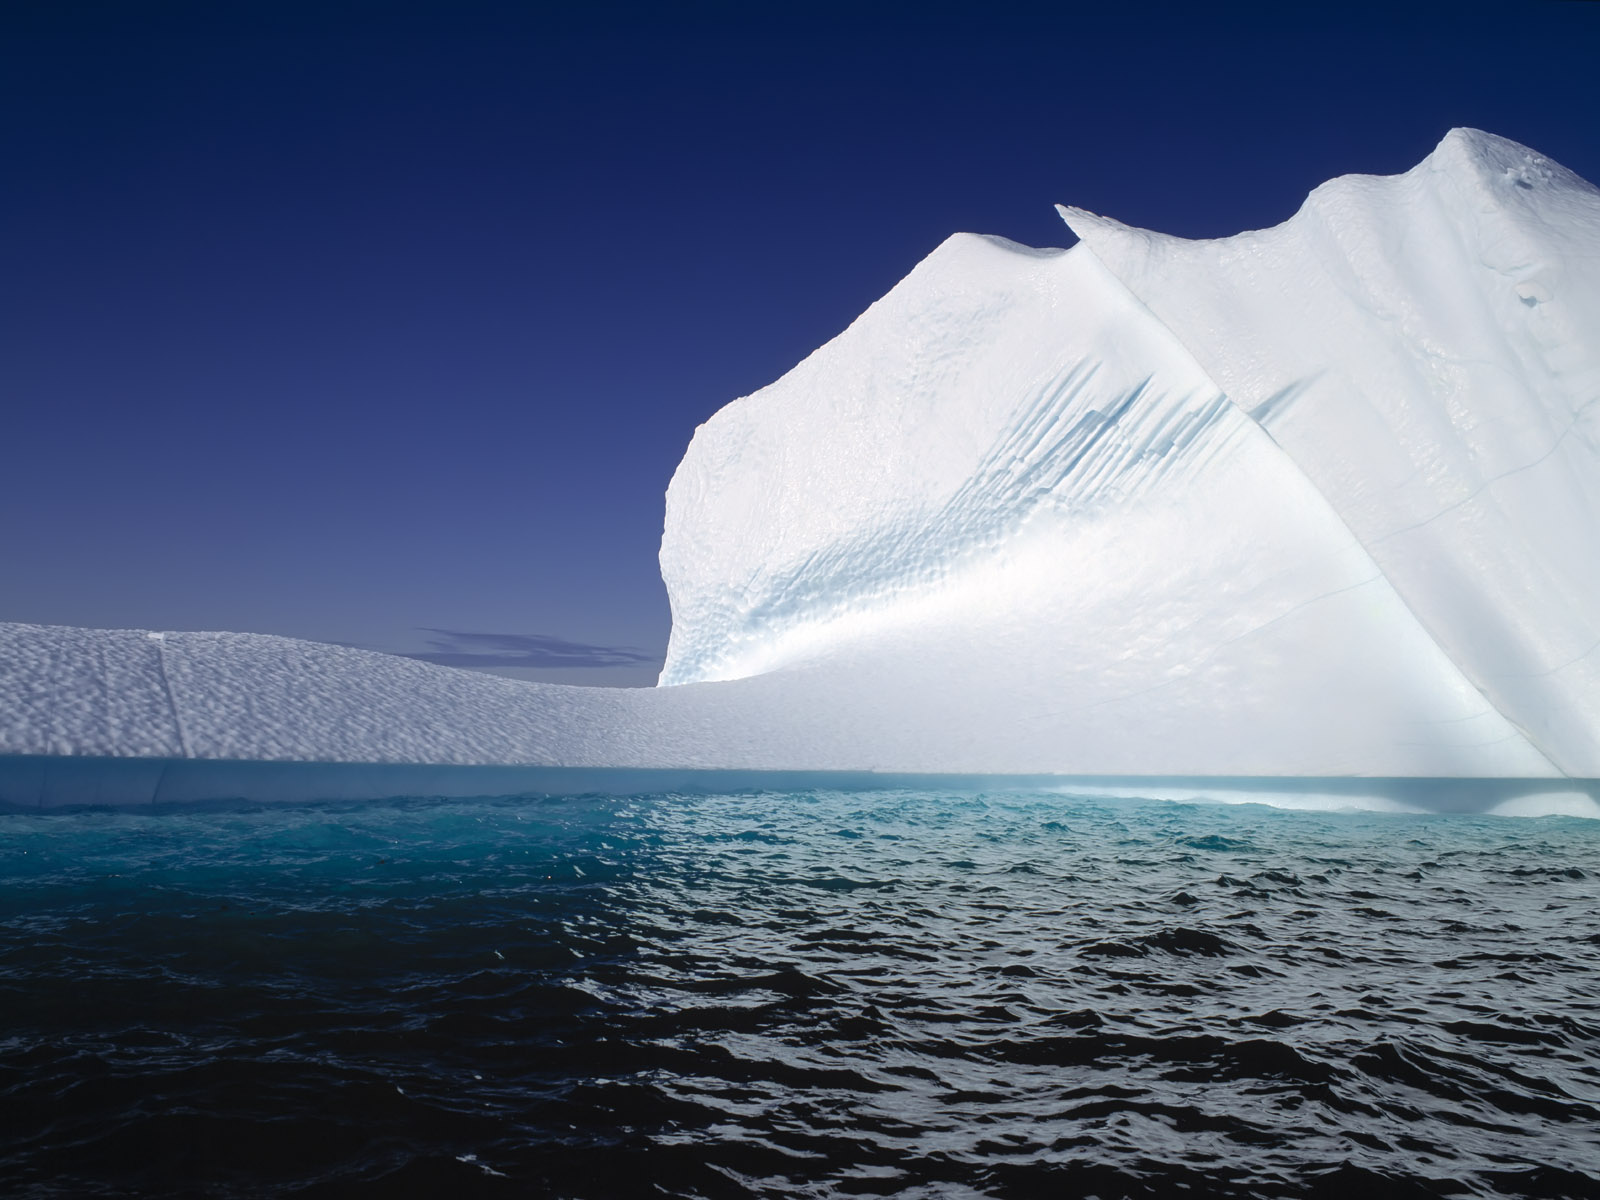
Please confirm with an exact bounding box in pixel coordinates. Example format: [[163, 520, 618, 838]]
[[400, 628, 663, 670]]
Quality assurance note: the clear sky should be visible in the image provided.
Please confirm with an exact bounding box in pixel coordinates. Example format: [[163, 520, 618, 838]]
[[3, 0, 1597, 686]]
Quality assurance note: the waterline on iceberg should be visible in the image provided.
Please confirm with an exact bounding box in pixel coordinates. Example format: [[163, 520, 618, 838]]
[[2, 754, 1596, 817]]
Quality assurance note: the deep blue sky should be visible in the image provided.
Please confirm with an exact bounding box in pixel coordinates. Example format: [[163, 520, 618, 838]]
[[3, 1, 1597, 685]]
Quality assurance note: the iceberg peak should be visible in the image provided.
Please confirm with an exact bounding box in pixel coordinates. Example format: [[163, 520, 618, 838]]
[[1427, 125, 1595, 196], [4, 130, 1598, 787], [1042, 130, 1600, 775], [657, 128, 1600, 775]]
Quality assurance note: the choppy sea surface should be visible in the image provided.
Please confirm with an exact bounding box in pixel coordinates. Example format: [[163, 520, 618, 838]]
[[2, 786, 1599, 1199]]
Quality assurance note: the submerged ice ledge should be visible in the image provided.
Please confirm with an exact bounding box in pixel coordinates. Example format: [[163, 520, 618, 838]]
[[3, 129, 1598, 793], [2, 753, 1596, 818]]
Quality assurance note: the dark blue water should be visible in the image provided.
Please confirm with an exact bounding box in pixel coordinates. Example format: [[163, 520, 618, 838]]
[[3, 788, 1599, 1198]]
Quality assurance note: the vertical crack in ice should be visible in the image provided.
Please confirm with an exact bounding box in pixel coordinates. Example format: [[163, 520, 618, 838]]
[[149, 634, 193, 760]]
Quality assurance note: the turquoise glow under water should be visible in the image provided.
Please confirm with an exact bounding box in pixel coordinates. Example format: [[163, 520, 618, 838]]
[[3, 784, 1599, 1196]]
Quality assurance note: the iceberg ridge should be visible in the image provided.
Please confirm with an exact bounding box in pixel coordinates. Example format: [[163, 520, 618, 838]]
[[3, 129, 1598, 788], [1059, 128, 1600, 774]]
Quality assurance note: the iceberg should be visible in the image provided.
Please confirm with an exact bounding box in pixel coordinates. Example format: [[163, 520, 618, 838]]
[[3, 129, 1598, 802], [1059, 129, 1600, 776]]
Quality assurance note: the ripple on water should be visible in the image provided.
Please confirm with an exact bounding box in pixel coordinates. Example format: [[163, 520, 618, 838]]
[[1, 790, 1598, 1197]]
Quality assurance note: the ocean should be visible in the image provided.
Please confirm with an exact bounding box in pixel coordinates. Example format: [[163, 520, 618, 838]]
[[2, 780, 1598, 1197]]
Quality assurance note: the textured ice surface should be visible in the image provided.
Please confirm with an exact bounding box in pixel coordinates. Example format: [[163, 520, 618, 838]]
[[3, 129, 1597, 786], [1060, 129, 1600, 775]]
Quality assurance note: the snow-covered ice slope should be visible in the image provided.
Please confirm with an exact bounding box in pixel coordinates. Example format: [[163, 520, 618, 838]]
[[1060, 129, 1600, 775], [658, 128, 1598, 775], [3, 129, 1596, 781], [0, 625, 628, 766]]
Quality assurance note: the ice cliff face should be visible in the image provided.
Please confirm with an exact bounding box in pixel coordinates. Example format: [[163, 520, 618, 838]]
[[4, 129, 1597, 781], [1060, 129, 1600, 776], [659, 128, 1599, 775]]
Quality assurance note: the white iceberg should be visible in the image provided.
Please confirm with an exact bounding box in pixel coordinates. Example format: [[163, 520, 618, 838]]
[[1059, 129, 1600, 776], [2, 129, 1597, 803]]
